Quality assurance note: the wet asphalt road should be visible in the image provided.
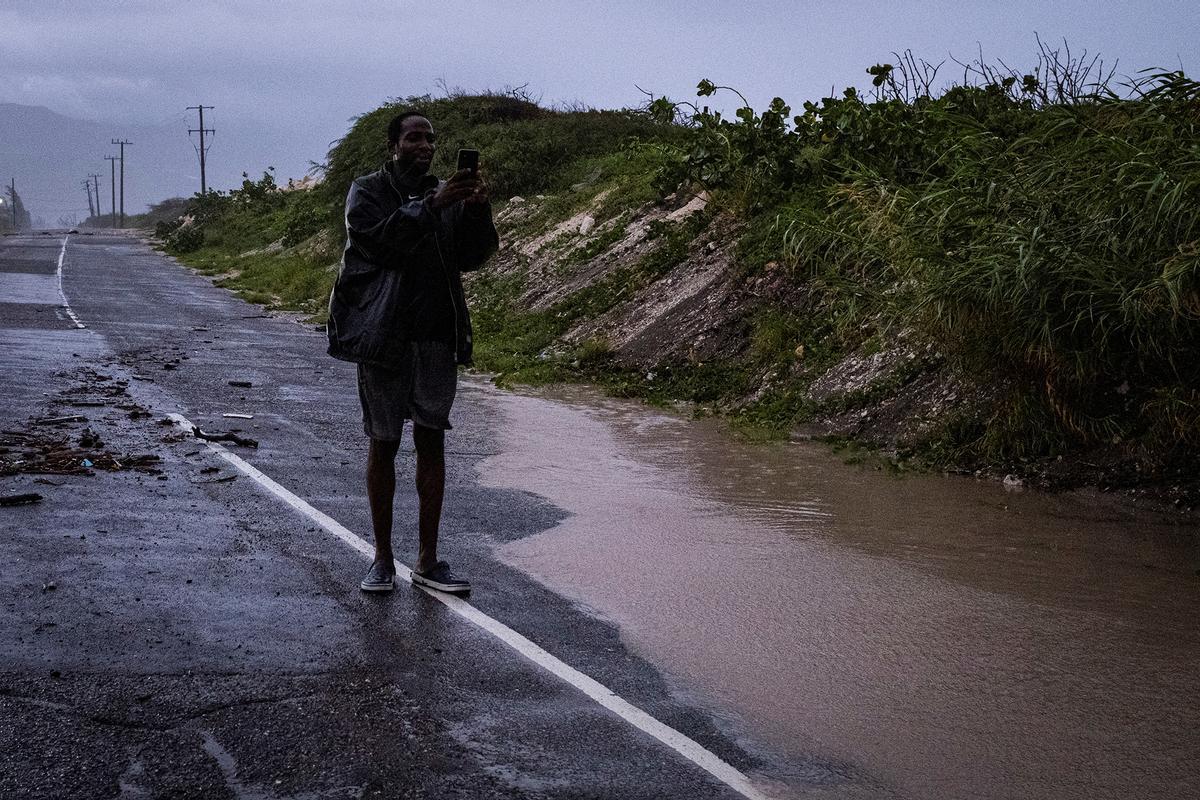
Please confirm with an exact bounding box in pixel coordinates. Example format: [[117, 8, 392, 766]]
[[0, 232, 828, 800]]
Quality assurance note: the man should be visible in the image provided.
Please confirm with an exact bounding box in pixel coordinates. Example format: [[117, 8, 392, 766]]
[[327, 110, 498, 594]]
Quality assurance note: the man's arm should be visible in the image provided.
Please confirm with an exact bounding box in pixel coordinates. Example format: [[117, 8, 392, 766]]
[[344, 179, 438, 268], [449, 171, 499, 271], [453, 203, 499, 272]]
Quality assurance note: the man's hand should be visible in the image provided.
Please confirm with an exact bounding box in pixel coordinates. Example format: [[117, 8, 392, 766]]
[[464, 169, 490, 207], [429, 169, 485, 210]]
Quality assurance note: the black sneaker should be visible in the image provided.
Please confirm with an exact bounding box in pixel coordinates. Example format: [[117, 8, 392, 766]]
[[360, 560, 396, 592], [411, 561, 471, 594]]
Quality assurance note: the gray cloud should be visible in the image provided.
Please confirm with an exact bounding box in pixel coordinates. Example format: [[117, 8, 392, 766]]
[[2, 0, 1196, 220]]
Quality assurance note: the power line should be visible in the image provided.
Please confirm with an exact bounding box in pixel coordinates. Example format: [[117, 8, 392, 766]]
[[111, 138, 131, 227], [187, 104, 215, 194], [23, 196, 94, 203]]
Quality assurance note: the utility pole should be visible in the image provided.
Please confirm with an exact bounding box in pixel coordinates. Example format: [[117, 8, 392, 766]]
[[89, 174, 101, 223], [104, 155, 119, 228], [83, 179, 95, 219], [9, 178, 15, 229], [111, 139, 131, 227], [187, 105, 215, 194]]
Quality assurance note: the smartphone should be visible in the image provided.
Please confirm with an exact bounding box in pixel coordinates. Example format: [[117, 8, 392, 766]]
[[456, 148, 479, 175]]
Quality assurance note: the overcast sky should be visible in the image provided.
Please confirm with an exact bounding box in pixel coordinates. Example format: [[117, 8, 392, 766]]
[[1, 0, 1197, 214]]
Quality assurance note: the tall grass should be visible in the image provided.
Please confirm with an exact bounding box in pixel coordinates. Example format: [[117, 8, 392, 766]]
[[662, 59, 1199, 460]]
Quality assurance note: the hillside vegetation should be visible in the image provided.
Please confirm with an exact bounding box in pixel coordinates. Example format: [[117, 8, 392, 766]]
[[155, 48, 1200, 504]]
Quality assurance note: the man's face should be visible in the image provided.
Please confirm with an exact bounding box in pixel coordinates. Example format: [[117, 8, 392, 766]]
[[390, 116, 435, 174]]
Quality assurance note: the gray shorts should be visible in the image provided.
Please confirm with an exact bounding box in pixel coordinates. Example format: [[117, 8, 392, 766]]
[[357, 341, 457, 440]]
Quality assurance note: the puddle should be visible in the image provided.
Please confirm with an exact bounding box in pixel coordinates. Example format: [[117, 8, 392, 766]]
[[474, 380, 1200, 800]]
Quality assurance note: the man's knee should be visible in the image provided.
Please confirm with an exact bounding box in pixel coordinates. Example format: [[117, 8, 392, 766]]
[[412, 425, 445, 461], [369, 437, 401, 462]]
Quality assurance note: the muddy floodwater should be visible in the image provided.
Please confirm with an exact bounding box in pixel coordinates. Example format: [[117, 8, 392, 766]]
[[472, 380, 1200, 800]]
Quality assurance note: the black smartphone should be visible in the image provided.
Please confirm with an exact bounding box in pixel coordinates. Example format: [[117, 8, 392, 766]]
[[456, 148, 479, 175]]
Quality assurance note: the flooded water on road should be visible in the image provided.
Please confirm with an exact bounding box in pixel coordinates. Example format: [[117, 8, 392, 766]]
[[473, 380, 1200, 800]]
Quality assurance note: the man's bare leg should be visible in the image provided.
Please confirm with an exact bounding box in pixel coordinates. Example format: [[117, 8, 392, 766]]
[[366, 437, 402, 569], [412, 424, 445, 574]]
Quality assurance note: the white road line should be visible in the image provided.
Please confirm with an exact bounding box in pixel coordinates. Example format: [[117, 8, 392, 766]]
[[55, 235, 86, 329], [167, 412, 772, 800]]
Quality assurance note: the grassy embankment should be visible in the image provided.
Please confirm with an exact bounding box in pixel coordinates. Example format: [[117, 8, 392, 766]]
[[158, 53, 1200, 486]]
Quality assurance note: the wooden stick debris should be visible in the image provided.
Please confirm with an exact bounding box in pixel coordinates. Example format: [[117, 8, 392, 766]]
[[0, 493, 43, 507], [190, 426, 258, 448]]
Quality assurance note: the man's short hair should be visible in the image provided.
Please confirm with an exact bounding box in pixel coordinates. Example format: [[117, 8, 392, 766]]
[[387, 111, 429, 145]]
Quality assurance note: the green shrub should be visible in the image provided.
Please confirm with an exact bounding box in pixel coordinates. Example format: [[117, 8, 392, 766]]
[[154, 218, 182, 239], [281, 190, 327, 247], [316, 91, 680, 212], [165, 224, 204, 253]]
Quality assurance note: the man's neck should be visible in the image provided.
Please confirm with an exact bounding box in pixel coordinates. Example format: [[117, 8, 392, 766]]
[[389, 159, 430, 185], [384, 161, 437, 203]]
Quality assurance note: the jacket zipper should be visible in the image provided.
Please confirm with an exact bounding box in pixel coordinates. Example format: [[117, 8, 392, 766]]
[[391, 165, 460, 361]]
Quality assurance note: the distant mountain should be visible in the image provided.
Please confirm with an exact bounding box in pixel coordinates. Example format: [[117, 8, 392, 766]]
[[0, 103, 323, 227]]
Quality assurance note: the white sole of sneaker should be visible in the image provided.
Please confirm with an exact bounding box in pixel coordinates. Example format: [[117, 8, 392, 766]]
[[410, 574, 470, 594], [360, 580, 395, 592]]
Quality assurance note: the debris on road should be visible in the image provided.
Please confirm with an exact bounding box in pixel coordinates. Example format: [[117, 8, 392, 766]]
[[131, 374, 153, 381], [62, 369, 130, 400], [190, 426, 258, 448], [42, 581, 56, 592], [222, 413, 253, 419], [196, 475, 237, 484], [1, 430, 162, 477], [228, 380, 253, 388], [200, 466, 220, 474], [0, 493, 43, 507], [122, 454, 163, 470], [35, 415, 87, 425]]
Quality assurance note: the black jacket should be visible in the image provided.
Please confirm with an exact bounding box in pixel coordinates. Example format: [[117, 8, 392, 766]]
[[326, 164, 498, 367]]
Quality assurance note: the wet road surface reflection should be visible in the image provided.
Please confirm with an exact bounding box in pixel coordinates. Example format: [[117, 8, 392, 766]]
[[474, 381, 1200, 800]]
